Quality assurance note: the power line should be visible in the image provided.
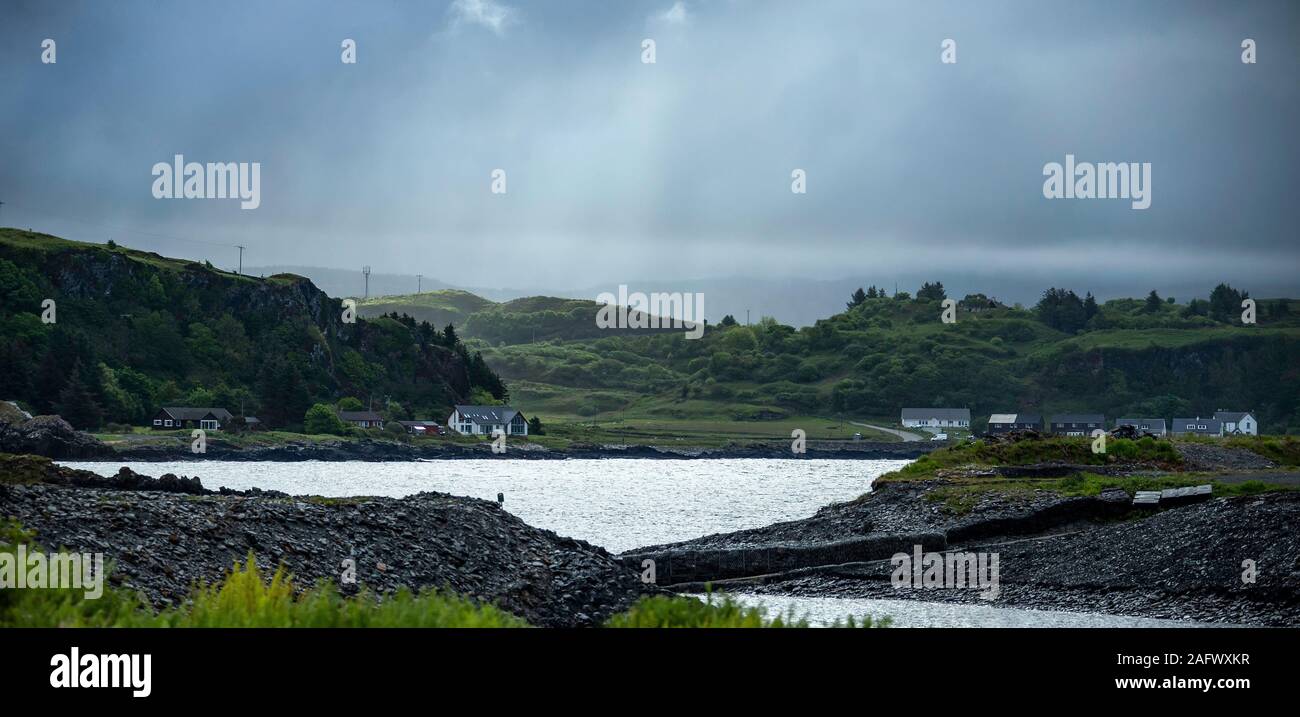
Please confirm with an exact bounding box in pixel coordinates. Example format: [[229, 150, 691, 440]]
[[2, 203, 249, 271]]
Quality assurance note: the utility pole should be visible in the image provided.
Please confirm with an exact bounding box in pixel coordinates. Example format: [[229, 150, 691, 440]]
[[362, 266, 371, 299], [235, 245, 244, 275], [417, 274, 422, 294], [0, 200, 5, 222], [746, 309, 750, 326]]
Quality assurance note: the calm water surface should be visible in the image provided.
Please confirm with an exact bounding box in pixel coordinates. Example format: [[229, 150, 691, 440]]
[[61, 458, 904, 554]]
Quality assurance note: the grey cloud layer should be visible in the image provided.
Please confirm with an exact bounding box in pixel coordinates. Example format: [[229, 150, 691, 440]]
[[1, 0, 1296, 292]]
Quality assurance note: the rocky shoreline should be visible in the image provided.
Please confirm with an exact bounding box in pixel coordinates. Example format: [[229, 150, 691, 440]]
[[7, 431, 1294, 627], [103, 438, 935, 462], [621, 478, 1300, 626], [0, 456, 656, 627]]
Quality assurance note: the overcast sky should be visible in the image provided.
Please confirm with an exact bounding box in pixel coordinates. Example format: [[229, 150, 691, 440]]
[[2, 0, 1297, 302]]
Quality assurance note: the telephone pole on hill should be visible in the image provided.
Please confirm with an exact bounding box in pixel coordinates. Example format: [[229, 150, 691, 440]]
[[235, 245, 244, 275], [417, 274, 422, 293], [362, 266, 371, 299]]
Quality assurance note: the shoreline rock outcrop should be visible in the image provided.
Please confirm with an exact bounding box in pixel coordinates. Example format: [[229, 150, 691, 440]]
[[0, 402, 112, 459], [102, 437, 935, 462]]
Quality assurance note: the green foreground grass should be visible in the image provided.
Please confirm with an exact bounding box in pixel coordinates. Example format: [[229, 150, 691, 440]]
[[0, 524, 852, 628], [881, 435, 1184, 482]]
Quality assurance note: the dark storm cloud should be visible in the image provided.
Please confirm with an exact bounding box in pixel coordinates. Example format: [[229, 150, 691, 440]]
[[1, 0, 1297, 298]]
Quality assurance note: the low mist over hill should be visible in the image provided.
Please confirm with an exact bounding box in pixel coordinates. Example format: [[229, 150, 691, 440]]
[[250, 265, 1300, 329]]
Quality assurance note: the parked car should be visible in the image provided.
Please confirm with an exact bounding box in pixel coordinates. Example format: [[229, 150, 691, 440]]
[[930, 433, 949, 441]]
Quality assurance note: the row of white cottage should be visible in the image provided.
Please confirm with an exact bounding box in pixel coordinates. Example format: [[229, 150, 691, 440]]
[[333, 406, 530, 436], [901, 408, 1258, 437]]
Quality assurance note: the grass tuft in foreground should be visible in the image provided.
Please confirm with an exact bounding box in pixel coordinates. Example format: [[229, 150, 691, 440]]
[[0, 543, 528, 628]]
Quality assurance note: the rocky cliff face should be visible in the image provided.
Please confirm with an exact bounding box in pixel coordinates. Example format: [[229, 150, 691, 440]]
[[0, 403, 111, 459], [0, 230, 486, 423]]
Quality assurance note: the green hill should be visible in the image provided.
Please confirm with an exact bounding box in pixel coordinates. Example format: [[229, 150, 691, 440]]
[[357, 289, 496, 328], [470, 287, 1300, 433], [364, 291, 684, 345], [0, 229, 506, 430]]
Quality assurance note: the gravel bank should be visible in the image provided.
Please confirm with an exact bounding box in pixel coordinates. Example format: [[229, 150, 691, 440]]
[[739, 492, 1300, 626], [624, 480, 1300, 626], [0, 459, 654, 626]]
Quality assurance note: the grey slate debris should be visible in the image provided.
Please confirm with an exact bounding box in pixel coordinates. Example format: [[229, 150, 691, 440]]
[[0, 462, 659, 627], [1159, 484, 1214, 507], [1132, 491, 1161, 506]]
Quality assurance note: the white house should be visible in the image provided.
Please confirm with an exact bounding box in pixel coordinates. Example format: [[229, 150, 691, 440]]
[[900, 408, 970, 430], [1214, 410, 1258, 436], [447, 405, 528, 437]]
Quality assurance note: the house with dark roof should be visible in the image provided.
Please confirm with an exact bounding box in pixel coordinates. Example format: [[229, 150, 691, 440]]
[[900, 408, 970, 430], [1047, 414, 1105, 436], [1172, 417, 1223, 437], [1213, 410, 1258, 436], [987, 413, 1043, 433], [338, 410, 385, 429], [151, 407, 233, 431], [448, 405, 528, 436], [1114, 418, 1167, 437]]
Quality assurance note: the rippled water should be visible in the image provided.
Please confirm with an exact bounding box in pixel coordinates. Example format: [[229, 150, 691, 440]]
[[60, 458, 906, 554], [723, 593, 1231, 628]]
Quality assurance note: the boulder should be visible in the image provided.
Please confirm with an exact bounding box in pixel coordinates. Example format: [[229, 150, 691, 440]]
[[0, 404, 113, 459]]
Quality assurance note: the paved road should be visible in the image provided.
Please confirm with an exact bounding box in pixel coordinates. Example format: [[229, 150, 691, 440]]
[[1211, 471, 1300, 487], [850, 422, 926, 442]]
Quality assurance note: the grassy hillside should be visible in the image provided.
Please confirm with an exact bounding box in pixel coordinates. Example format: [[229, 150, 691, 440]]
[[465, 288, 1300, 434], [363, 290, 689, 345], [356, 289, 495, 328], [0, 229, 507, 431], [356, 282, 1299, 435]]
